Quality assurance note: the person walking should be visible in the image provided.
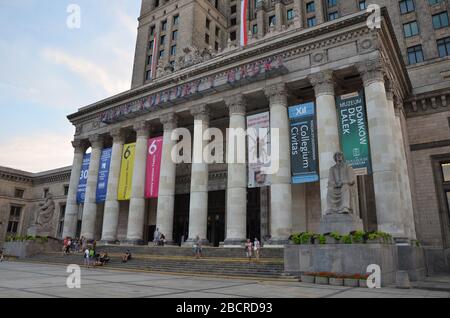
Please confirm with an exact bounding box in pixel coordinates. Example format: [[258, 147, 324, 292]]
[[245, 239, 253, 263], [253, 238, 261, 262], [153, 228, 161, 246], [193, 235, 202, 259], [83, 247, 90, 268]]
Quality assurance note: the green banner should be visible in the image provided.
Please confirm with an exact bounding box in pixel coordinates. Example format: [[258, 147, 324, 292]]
[[336, 91, 372, 175]]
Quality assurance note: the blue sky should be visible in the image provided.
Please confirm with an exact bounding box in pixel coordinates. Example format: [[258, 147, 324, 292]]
[[0, 0, 140, 172]]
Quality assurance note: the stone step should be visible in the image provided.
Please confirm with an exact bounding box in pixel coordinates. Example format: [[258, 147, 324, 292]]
[[24, 252, 292, 279]]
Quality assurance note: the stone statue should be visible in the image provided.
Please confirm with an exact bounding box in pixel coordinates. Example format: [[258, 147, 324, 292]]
[[34, 193, 56, 230], [326, 152, 357, 215]]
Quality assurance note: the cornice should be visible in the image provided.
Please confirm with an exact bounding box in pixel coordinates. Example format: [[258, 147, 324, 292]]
[[67, 11, 375, 123]]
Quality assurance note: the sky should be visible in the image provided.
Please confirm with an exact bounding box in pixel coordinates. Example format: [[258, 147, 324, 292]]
[[0, 0, 141, 172]]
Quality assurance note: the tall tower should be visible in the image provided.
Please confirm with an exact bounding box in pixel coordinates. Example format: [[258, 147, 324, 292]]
[[131, 0, 229, 88]]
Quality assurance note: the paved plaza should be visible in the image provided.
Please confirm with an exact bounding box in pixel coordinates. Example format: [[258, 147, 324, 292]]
[[0, 262, 448, 298]]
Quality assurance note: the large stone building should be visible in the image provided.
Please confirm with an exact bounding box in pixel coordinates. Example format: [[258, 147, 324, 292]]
[[35, 0, 449, 272], [0, 166, 70, 246]]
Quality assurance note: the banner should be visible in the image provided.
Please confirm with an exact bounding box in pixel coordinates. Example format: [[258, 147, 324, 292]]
[[145, 137, 163, 199], [336, 91, 372, 175], [76, 153, 91, 204], [96, 148, 112, 203], [289, 102, 319, 184], [247, 112, 271, 188], [240, 0, 248, 47], [118, 143, 136, 201]]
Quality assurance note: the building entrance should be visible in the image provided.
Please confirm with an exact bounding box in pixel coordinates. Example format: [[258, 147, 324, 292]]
[[207, 191, 225, 247]]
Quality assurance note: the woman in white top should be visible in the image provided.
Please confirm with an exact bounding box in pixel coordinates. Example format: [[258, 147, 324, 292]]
[[253, 238, 261, 262]]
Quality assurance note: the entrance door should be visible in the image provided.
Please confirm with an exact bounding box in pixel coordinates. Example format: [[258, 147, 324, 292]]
[[207, 191, 225, 247], [247, 188, 261, 241], [173, 194, 190, 246]]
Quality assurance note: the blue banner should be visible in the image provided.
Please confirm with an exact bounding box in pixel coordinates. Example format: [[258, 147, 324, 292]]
[[96, 148, 112, 203], [289, 102, 319, 184], [76, 153, 91, 204]]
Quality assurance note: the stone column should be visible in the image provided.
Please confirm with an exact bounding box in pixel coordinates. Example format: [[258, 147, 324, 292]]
[[265, 83, 292, 244], [294, 0, 304, 28], [274, 0, 284, 31], [256, 1, 266, 39], [224, 95, 247, 245], [309, 71, 340, 216], [358, 59, 406, 238], [80, 135, 104, 240], [156, 113, 178, 244], [315, 0, 325, 24], [100, 128, 125, 243], [62, 140, 87, 239], [186, 105, 210, 244], [126, 122, 150, 244]]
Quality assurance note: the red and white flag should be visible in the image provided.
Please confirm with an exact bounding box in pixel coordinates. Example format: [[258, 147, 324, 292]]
[[150, 33, 158, 79], [240, 0, 248, 47]]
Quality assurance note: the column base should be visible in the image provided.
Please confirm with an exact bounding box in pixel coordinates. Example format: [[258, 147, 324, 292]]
[[99, 240, 119, 245], [223, 238, 245, 247], [120, 239, 146, 246], [183, 238, 210, 246]]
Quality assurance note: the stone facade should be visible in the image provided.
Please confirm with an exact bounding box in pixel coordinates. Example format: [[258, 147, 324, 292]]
[[9, 1, 440, 271], [0, 166, 70, 246]]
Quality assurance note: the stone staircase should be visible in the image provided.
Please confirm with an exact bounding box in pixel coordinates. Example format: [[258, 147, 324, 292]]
[[21, 246, 295, 280]]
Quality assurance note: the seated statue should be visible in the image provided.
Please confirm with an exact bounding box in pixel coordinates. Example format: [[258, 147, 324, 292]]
[[326, 152, 356, 215], [35, 193, 55, 229]]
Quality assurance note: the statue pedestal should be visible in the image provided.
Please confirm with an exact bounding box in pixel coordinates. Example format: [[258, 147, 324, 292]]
[[319, 213, 363, 234]]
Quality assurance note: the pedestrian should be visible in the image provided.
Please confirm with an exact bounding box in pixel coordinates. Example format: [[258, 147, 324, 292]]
[[81, 236, 86, 252], [193, 235, 202, 259], [66, 238, 72, 255], [245, 239, 253, 263], [153, 228, 161, 246], [84, 247, 90, 268], [160, 233, 166, 246], [0, 249, 4, 263], [253, 237, 261, 262]]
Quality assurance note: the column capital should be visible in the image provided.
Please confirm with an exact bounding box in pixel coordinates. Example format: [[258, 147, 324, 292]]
[[357, 58, 386, 86], [110, 128, 125, 144], [72, 139, 87, 154], [89, 134, 104, 149], [308, 70, 335, 96], [225, 94, 247, 116], [191, 104, 210, 122], [160, 112, 178, 131], [134, 121, 151, 138], [265, 83, 288, 106]]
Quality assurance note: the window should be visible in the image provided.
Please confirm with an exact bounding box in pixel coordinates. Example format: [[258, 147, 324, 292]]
[[403, 21, 419, 37], [64, 185, 69, 196], [307, 17, 316, 27], [407, 45, 424, 64], [443, 163, 450, 181], [14, 188, 24, 198], [159, 50, 165, 58], [359, 0, 367, 10], [327, 0, 337, 7], [172, 30, 178, 41], [252, 24, 258, 34], [146, 70, 152, 81], [230, 31, 237, 41], [148, 40, 154, 53], [328, 12, 338, 21], [147, 55, 153, 66], [429, 0, 443, 5], [173, 15, 179, 25], [432, 12, 449, 29], [161, 20, 167, 31], [44, 188, 49, 198], [206, 18, 211, 29], [215, 41, 219, 51], [150, 25, 156, 36], [215, 27, 220, 37], [269, 15, 276, 27], [306, 1, 315, 13], [160, 35, 166, 45], [231, 17, 237, 26], [399, 0, 415, 14], [231, 5, 237, 14], [7, 206, 21, 235], [170, 45, 177, 56], [287, 9, 294, 21], [437, 37, 450, 57], [205, 33, 210, 44]]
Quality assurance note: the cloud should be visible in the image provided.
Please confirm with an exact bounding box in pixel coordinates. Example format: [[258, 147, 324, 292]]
[[41, 47, 130, 95], [0, 132, 74, 173]]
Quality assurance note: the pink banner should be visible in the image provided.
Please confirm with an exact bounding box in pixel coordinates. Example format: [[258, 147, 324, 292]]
[[145, 136, 163, 199]]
